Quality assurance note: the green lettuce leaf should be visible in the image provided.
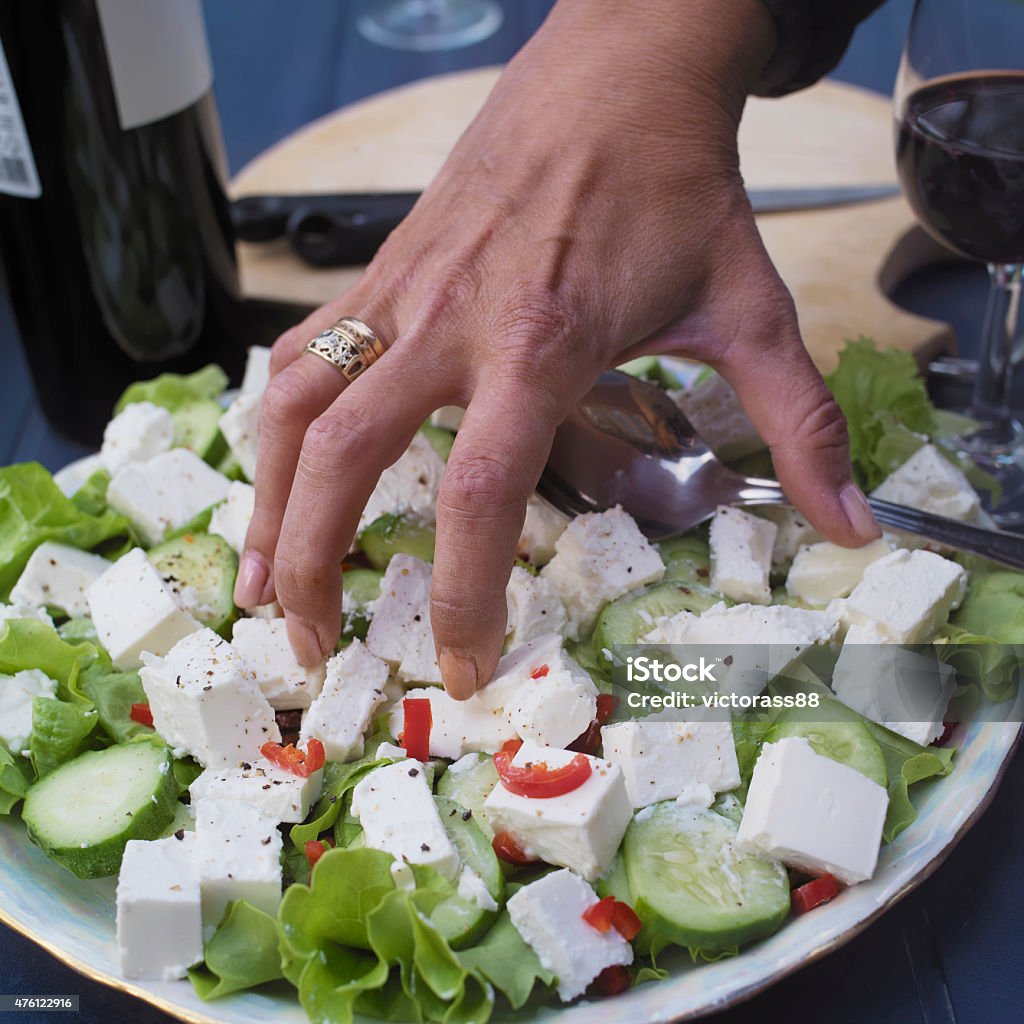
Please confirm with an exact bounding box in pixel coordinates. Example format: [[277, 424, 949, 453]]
[[950, 569, 1024, 644], [189, 900, 284, 999], [0, 740, 32, 814], [0, 618, 99, 706], [0, 463, 130, 601], [114, 365, 228, 414], [57, 617, 100, 647], [68, 469, 112, 518], [77, 662, 150, 744], [29, 696, 99, 777]]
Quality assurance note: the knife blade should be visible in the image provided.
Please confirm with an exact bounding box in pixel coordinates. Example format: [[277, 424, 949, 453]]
[[231, 183, 901, 267]]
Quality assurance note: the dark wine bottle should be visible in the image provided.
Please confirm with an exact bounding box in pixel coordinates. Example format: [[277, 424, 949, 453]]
[[0, 0, 250, 444]]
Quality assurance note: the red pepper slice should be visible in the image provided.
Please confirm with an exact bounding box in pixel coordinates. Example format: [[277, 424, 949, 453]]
[[611, 900, 643, 941], [261, 738, 326, 778], [129, 703, 153, 728], [304, 837, 334, 869], [582, 896, 616, 933], [494, 744, 592, 798], [596, 693, 619, 726], [530, 664, 550, 679], [791, 874, 840, 915], [402, 697, 433, 761], [492, 830, 536, 865], [590, 964, 631, 997], [933, 721, 957, 747], [568, 721, 602, 756]]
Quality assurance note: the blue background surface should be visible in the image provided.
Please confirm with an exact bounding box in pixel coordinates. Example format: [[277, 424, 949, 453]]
[[0, 1, 1020, 1022]]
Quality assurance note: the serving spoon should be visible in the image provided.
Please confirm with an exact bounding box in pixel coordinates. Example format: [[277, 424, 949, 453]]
[[538, 370, 1024, 571]]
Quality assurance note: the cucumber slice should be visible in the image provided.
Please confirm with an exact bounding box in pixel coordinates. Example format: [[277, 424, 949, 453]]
[[430, 795, 504, 948], [771, 710, 887, 787], [23, 743, 178, 879], [341, 568, 384, 641], [597, 850, 663, 956], [592, 579, 720, 654], [624, 803, 790, 952], [148, 533, 238, 635], [656, 535, 711, 587], [420, 425, 455, 461], [358, 514, 436, 569], [172, 399, 228, 463], [436, 753, 499, 840]]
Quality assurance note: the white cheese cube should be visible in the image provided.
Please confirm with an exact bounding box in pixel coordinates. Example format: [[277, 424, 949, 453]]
[[231, 617, 326, 710], [240, 345, 272, 395], [375, 740, 408, 760], [840, 549, 968, 643], [517, 495, 569, 567], [709, 505, 776, 605], [832, 642, 955, 746], [87, 548, 201, 670], [675, 782, 715, 808], [366, 554, 440, 684], [350, 760, 460, 880], [0, 668, 58, 753], [458, 866, 499, 911], [117, 833, 203, 980], [430, 406, 464, 431], [541, 507, 664, 640], [505, 566, 567, 649], [219, 392, 261, 482], [390, 686, 514, 760], [602, 718, 740, 809], [193, 798, 282, 928], [736, 736, 888, 885], [0, 602, 55, 629], [300, 639, 390, 762], [478, 634, 597, 749], [139, 627, 280, 767], [208, 481, 255, 554], [359, 433, 446, 531], [10, 542, 111, 618], [757, 506, 823, 571], [107, 449, 231, 547], [189, 756, 323, 823], [670, 372, 764, 461], [100, 401, 175, 474], [786, 538, 891, 607], [507, 869, 632, 1001], [872, 444, 981, 528], [483, 741, 631, 881], [52, 454, 105, 498]]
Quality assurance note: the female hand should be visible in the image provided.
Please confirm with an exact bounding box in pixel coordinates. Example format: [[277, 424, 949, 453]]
[[233, 0, 880, 698]]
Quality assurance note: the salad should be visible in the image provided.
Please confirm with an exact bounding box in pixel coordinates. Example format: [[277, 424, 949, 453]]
[[0, 338, 1019, 1024]]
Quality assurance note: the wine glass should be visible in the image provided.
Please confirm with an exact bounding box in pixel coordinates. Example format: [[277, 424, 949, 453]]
[[894, 0, 1024, 527], [357, 0, 504, 52]]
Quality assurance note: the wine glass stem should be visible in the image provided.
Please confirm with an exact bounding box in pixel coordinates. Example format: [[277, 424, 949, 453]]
[[972, 262, 1023, 428]]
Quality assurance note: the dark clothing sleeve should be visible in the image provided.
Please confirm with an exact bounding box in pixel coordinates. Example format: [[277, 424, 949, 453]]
[[755, 0, 887, 96]]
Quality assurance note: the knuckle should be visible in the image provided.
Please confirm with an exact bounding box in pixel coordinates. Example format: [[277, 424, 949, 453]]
[[261, 370, 319, 430], [777, 381, 849, 453], [440, 445, 521, 518], [269, 329, 302, 376], [273, 551, 336, 602]]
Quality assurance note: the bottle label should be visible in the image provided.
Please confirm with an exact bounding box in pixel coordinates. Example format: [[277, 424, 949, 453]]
[[0, 39, 42, 199], [95, 0, 213, 130]]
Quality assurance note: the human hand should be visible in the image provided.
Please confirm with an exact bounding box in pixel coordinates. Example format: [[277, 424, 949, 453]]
[[233, 0, 880, 698]]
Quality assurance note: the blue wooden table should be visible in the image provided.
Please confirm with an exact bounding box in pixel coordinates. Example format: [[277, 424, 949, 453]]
[[1, 2, 1021, 1022]]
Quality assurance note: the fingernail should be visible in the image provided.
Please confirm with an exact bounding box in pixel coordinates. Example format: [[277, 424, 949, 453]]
[[440, 648, 479, 701], [285, 612, 325, 667], [840, 482, 881, 542], [234, 552, 268, 608]]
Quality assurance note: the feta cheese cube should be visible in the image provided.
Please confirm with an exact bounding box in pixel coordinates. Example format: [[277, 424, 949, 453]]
[[100, 401, 175, 474], [709, 505, 776, 605], [541, 507, 664, 640], [231, 617, 326, 710], [300, 639, 390, 762], [786, 538, 891, 607], [736, 736, 888, 885], [139, 627, 280, 766], [602, 718, 740, 809], [478, 634, 597, 749], [507, 869, 632, 1001], [359, 432, 445, 531], [430, 406, 464, 432], [757, 507, 823, 571], [87, 549, 201, 670], [10, 542, 111, 618], [839, 549, 968, 643], [670, 372, 764, 460], [350, 760, 460, 880], [52, 454, 105, 498], [872, 444, 981, 527], [390, 686, 514, 760], [208, 481, 255, 554], [832, 642, 955, 746], [366, 554, 440, 684], [375, 740, 408, 761], [107, 449, 231, 547], [505, 566, 567, 649], [0, 602, 55, 629], [240, 345, 272, 396], [517, 495, 569, 567], [116, 833, 203, 980], [0, 668, 57, 752], [458, 866, 499, 911], [483, 741, 631, 881], [189, 756, 323, 823], [193, 798, 282, 927], [219, 392, 261, 482]]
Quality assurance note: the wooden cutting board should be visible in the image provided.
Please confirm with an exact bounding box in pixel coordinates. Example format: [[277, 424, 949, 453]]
[[231, 66, 954, 373]]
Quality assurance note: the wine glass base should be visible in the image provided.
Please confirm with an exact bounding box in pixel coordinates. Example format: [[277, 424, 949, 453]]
[[357, 0, 504, 52], [955, 420, 1024, 530]]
